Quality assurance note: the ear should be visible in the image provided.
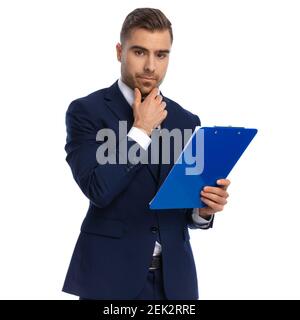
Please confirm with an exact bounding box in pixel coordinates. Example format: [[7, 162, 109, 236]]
[[116, 43, 122, 62]]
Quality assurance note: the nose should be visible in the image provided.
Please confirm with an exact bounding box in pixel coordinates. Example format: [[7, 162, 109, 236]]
[[144, 55, 155, 73]]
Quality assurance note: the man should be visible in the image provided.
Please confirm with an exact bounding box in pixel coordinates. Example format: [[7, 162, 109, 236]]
[[62, 8, 230, 300]]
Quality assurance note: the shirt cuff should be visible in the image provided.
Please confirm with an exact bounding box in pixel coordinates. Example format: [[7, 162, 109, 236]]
[[127, 127, 152, 150], [191, 208, 214, 224]]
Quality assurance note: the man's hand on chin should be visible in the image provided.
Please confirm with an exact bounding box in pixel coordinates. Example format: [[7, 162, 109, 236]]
[[197, 179, 231, 220]]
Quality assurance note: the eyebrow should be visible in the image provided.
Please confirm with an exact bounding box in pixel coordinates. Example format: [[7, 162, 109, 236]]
[[129, 45, 170, 54]]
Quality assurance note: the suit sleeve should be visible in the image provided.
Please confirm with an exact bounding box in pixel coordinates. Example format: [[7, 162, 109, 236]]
[[65, 100, 143, 208]]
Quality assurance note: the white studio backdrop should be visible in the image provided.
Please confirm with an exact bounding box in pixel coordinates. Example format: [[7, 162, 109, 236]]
[[0, 0, 299, 299]]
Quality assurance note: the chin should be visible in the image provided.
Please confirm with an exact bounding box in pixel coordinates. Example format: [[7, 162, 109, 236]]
[[135, 79, 157, 94], [140, 87, 153, 95], [142, 83, 158, 95]]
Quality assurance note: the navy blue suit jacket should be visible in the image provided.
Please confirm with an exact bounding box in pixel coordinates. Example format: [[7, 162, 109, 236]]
[[62, 80, 213, 300]]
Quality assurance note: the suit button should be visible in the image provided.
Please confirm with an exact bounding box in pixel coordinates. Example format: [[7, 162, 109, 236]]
[[151, 226, 158, 234]]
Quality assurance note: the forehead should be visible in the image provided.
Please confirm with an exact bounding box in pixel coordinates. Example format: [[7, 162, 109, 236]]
[[125, 28, 172, 50]]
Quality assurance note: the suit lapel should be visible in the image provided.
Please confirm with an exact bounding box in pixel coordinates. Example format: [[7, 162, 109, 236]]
[[157, 94, 180, 189], [104, 80, 135, 130]]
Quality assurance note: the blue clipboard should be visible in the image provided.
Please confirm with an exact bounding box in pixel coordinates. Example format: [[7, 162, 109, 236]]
[[149, 126, 258, 209]]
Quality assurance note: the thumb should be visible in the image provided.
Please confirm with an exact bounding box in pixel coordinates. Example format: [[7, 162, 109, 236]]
[[133, 87, 142, 107]]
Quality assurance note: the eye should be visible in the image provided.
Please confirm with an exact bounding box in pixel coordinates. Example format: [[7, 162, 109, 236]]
[[134, 50, 144, 56], [157, 53, 167, 59]]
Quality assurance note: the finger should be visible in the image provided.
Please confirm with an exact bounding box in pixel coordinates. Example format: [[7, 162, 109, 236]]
[[201, 197, 224, 212], [155, 94, 163, 102], [201, 191, 228, 205], [148, 87, 159, 99], [216, 179, 231, 190], [202, 186, 229, 198], [133, 88, 142, 106], [155, 110, 168, 128], [160, 101, 167, 109], [161, 110, 168, 120]]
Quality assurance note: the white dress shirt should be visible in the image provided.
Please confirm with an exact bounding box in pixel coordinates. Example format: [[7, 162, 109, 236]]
[[117, 78, 213, 256]]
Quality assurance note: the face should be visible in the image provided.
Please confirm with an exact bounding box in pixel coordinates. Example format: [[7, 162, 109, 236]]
[[116, 28, 172, 97]]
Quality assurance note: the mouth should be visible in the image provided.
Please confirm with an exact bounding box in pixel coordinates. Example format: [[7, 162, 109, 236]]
[[138, 76, 156, 81]]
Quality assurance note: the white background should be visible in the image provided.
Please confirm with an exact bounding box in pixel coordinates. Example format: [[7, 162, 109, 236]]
[[0, 0, 299, 299]]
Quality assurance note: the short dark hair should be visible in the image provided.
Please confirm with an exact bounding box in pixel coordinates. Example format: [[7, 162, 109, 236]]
[[120, 8, 173, 45]]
